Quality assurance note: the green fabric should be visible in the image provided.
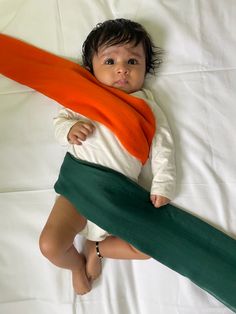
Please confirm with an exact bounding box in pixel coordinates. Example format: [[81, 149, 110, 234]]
[[54, 153, 236, 312]]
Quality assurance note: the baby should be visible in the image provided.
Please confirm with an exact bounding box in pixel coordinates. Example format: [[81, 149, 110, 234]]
[[39, 18, 176, 295]]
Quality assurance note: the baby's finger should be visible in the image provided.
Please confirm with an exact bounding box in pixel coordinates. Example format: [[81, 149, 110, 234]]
[[74, 130, 87, 141], [81, 122, 95, 134], [150, 195, 156, 205], [78, 126, 92, 137], [68, 134, 82, 145], [155, 196, 170, 208]]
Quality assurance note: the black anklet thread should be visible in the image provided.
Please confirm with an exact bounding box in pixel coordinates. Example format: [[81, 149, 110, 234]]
[[96, 241, 103, 259]]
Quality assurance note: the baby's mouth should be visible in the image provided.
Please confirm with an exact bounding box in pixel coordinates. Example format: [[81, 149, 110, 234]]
[[115, 79, 128, 86]]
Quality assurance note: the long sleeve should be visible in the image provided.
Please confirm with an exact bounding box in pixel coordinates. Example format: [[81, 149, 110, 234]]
[[53, 108, 85, 145], [148, 96, 176, 200]]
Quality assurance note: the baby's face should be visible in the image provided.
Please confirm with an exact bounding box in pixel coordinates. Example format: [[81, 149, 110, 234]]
[[92, 42, 146, 94]]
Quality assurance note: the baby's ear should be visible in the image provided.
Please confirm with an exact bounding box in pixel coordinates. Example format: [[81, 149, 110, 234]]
[[85, 66, 92, 72]]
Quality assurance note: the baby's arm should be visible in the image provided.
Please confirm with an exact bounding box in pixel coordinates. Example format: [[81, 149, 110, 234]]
[[53, 108, 94, 145], [149, 101, 176, 208]]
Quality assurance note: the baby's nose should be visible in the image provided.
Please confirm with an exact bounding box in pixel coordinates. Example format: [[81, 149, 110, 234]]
[[116, 63, 129, 74]]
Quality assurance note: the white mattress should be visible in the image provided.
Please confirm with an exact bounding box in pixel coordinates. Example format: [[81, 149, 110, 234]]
[[0, 1, 236, 313]]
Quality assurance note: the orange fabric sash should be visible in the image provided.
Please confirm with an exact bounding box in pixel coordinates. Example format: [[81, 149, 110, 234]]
[[0, 34, 155, 164]]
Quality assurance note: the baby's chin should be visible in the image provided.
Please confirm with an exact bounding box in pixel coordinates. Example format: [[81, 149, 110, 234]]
[[113, 85, 139, 94]]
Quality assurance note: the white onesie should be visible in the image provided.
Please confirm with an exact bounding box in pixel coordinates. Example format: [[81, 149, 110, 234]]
[[54, 88, 176, 241]]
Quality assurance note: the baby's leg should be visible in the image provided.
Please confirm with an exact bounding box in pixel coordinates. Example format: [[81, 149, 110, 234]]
[[99, 236, 150, 259], [84, 236, 149, 278], [39, 195, 91, 295], [84, 240, 102, 281]]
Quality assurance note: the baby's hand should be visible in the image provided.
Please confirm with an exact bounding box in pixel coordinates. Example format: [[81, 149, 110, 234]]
[[68, 121, 95, 145], [150, 195, 170, 208]]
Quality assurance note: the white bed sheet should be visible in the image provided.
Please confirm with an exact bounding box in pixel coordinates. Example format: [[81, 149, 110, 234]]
[[0, 1, 236, 313]]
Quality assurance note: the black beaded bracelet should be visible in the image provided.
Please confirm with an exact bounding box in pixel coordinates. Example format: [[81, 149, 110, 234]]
[[96, 241, 103, 259]]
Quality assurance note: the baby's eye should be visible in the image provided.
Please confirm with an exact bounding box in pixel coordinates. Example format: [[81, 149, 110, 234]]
[[105, 58, 114, 65], [128, 58, 138, 65]]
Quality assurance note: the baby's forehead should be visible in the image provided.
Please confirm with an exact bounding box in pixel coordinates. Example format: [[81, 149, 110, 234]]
[[97, 42, 145, 57]]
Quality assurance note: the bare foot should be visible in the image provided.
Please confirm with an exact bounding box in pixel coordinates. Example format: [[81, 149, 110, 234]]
[[84, 240, 102, 281], [71, 254, 91, 295]]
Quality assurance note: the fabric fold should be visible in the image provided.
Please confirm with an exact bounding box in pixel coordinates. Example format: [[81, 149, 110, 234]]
[[55, 153, 236, 313]]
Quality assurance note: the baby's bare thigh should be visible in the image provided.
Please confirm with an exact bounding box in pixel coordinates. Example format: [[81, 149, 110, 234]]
[[46, 195, 87, 235]]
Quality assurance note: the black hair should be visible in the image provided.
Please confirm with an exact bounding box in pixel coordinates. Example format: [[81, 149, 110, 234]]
[[82, 18, 163, 75]]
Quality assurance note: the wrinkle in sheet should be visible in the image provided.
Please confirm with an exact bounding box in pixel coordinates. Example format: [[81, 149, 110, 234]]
[[0, 0, 26, 31], [55, 0, 66, 55], [198, 0, 236, 69], [124, 261, 140, 314], [108, 0, 144, 19], [161, 67, 236, 76]]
